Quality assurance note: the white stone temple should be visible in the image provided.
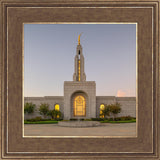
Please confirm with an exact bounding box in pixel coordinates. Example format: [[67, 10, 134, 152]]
[[24, 35, 136, 120]]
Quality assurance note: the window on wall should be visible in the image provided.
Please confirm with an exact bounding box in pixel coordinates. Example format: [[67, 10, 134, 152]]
[[100, 104, 105, 118], [78, 60, 81, 81], [55, 104, 60, 118], [74, 95, 86, 117], [55, 104, 60, 111]]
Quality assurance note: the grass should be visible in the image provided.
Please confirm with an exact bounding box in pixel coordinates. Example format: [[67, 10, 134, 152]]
[[24, 120, 58, 124], [24, 118, 136, 124], [100, 119, 136, 123]]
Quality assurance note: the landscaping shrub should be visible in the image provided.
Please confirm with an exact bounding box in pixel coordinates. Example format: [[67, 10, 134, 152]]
[[69, 118, 84, 121], [24, 102, 35, 114], [69, 118, 85, 121], [109, 103, 121, 120], [114, 117, 121, 121], [35, 116, 42, 121], [114, 116, 134, 121], [100, 103, 122, 120], [47, 109, 62, 120], [109, 118, 113, 121], [101, 119, 136, 123], [57, 118, 63, 121], [41, 118, 62, 121], [84, 119, 92, 121], [70, 118, 77, 121], [26, 116, 42, 122], [120, 116, 132, 121], [40, 119, 50, 121], [39, 103, 50, 118], [91, 118, 104, 121], [24, 120, 58, 124]]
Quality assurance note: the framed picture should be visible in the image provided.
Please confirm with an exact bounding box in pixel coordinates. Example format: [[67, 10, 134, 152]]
[[23, 23, 137, 138], [0, 0, 160, 159]]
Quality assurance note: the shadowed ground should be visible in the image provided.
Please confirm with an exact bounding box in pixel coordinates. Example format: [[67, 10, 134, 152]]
[[24, 123, 136, 137]]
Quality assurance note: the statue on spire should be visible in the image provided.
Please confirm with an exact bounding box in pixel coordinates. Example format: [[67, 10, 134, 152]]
[[78, 33, 83, 45]]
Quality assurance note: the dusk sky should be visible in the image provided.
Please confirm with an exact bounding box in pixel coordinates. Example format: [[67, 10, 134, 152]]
[[24, 24, 136, 97]]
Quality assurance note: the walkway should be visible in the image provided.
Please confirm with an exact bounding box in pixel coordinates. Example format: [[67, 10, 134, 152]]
[[24, 123, 136, 137]]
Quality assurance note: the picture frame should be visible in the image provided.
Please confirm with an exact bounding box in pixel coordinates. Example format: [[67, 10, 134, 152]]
[[0, 0, 160, 159]]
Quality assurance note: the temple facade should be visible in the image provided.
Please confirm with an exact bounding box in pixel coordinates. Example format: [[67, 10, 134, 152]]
[[24, 36, 136, 120]]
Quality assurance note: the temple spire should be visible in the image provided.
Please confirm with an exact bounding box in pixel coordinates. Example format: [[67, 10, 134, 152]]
[[73, 35, 86, 82], [78, 33, 83, 45]]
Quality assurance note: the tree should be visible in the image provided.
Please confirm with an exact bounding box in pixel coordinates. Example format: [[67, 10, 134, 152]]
[[24, 102, 35, 114], [100, 104, 110, 119], [47, 109, 62, 120], [109, 103, 121, 120], [39, 103, 50, 119], [54, 110, 62, 120]]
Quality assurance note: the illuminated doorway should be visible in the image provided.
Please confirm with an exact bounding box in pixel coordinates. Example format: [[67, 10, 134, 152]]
[[74, 95, 86, 117]]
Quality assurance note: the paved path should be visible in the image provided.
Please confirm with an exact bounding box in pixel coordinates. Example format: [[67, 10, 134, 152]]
[[24, 123, 136, 137]]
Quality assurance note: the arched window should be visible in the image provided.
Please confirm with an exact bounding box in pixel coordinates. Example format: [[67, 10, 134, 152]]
[[55, 104, 60, 118], [100, 104, 105, 118], [74, 95, 86, 117], [55, 104, 60, 111]]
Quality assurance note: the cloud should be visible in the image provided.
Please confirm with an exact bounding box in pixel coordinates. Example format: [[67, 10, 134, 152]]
[[116, 89, 136, 97], [117, 90, 126, 97]]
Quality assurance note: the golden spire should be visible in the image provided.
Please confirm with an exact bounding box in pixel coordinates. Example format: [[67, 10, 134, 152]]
[[78, 33, 83, 45]]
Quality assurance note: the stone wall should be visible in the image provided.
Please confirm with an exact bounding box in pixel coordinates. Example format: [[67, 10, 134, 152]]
[[96, 96, 116, 117], [64, 81, 96, 119], [24, 96, 64, 120], [96, 96, 136, 118], [116, 97, 136, 117], [24, 96, 136, 120]]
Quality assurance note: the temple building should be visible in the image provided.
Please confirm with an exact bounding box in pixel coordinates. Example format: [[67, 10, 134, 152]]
[[24, 35, 136, 120]]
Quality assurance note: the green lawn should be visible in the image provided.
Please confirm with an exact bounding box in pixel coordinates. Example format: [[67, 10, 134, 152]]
[[24, 119, 136, 124], [100, 119, 136, 123], [24, 120, 58, 124]]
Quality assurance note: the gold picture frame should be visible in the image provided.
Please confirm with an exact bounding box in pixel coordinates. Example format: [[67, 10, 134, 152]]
[[0, 0, 160, 159]]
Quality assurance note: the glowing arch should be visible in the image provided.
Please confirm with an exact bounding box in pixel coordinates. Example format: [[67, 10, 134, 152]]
[[100, 104, 105, 118], [55, 104, 60, 118], [74, 95, 86, 117]]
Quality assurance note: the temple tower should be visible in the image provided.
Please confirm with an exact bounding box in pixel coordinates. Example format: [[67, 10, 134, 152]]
[[64, 35, 96, 120], [73, 43, 86, 81]]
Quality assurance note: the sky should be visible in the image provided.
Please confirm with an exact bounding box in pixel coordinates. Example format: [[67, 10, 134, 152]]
[[24, 24, 136, 97]]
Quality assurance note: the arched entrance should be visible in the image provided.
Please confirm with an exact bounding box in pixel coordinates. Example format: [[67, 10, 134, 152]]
[[74, 95, 86, 117]]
